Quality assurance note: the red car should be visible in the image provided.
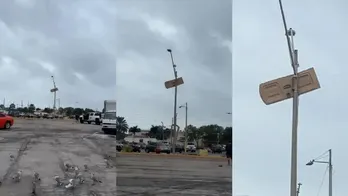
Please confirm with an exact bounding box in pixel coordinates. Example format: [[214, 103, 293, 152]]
[[0, 113, 14, 129]]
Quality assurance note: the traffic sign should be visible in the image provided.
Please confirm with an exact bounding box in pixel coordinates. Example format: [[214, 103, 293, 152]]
[[259, 67, 320, 105], [165, 77, 184, 89]]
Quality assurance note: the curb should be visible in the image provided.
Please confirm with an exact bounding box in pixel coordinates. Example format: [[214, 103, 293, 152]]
[[117, 152, 226, 160]]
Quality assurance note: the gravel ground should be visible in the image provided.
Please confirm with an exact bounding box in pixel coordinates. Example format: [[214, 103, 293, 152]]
[[0, 118, 116, 196], [116, 153, 232, 196]]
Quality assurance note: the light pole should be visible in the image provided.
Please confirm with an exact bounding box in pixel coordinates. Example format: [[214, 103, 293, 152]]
[[226, 112, 232, 195], [179, 102, 188, 154], [279, 1, 300, 196], [56, 98, 60, 109], [161, 121, 165, 141], [306, 149, 332, 196], [167, 49, 178, 154]]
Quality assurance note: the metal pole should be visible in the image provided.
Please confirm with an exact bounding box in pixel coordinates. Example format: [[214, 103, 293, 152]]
[[161, 121, 164, 141], [290, 30, 299, 196], [329, 149, 332, 196], [53, 91, 56, 110], [296, 183, 302, 196], [278, 2, 299, 196], [184, 102, 188, 154], [168, 49, 178, 154]]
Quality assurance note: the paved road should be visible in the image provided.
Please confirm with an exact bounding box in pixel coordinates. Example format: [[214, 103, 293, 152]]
[[116, 154, 232, 196], [0, 119, 116, 196]]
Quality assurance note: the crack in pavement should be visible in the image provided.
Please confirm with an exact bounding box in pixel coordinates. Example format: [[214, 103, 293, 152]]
[[1, 137, 31, 183]]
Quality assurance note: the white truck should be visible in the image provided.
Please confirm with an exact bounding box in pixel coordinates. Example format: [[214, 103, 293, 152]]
[[102, 100, 116, 135], [79, 112, 102, 125]]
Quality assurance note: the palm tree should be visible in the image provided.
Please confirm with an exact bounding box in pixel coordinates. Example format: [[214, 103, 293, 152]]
[[129, 126, 141, 136], [116, 116, 129, 133], [129, 126, 141, 142]]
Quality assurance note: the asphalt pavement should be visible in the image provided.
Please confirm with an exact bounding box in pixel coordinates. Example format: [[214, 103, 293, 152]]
[[116, 153, 232, 196], [0, 118, 116, 196]]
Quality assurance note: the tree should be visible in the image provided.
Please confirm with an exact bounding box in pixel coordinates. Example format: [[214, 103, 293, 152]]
[[149, 125, 160, 138], [148, 125, 171, 140], [58, 107, 64, 114], [129, 126, 141, 136], [0, 104, 4, 110], [162, 128, 171, 140], [221, 127, 232, 144], [63, 107, 75, 116], [186, 125, 203, 145], [116, 116, 128, 140], [22, 107, 29, 113], [200, 124, 224, 146], [84, 108, 94, 113], [9, 103, 15, 110], [36, 108, 41, 111], [73, 108, 84, 115], [43, 107, 53, 113], [28, 104, 35, 113]]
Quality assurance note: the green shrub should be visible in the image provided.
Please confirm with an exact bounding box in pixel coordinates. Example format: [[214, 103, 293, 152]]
[[122, 145, 133, 152]]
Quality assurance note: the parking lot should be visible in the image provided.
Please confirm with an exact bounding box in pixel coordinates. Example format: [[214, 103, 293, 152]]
[[0, 118, 116, 196], [116, 153, 232, 196]]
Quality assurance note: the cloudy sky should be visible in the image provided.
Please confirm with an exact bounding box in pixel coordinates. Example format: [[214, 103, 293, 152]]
[[116, 0, 232, 130], [234, 0, 348, 196], [0, 0, 116, 110]]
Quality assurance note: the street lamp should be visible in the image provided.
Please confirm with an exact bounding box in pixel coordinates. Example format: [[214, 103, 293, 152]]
[[167, 49, 179, 153], [179, 103, 188, 154], [306, 149, 332, 196]]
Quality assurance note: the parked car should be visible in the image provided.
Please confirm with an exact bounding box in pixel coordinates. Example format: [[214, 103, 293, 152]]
[[0, 113, 14, 129], [186, 142, 197, 152], [173, 144, 184, 153], [116, 142, 123, 152], [211, 144, 223, 153], [131, 143, 141, 152], [155, 143, 171, 154], [145, 142, 157, 153]]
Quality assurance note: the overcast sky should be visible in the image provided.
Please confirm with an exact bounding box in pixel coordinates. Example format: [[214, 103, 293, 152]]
[[234, 0, 348, 196], [116, 0, 232, 130], [0, 0, 116, 110]]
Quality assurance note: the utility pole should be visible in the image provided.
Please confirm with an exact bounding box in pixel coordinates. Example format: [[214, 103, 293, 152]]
[[179, 103, 188, 154], [278, 1, 300, 196], [296, 183, 302, 196], [184, 102, 188, 154], [167, 49, 178, 154], [57, 98, 61, 109], [306, 149, 333, 196], [161, 121, 165, 141], [329, 149, 332, 196]]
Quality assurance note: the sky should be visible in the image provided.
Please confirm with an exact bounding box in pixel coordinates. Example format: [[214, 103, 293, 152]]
[[116, 0, 232, 130], [234, 0, 348, 196], [0, 0, 116, 110]]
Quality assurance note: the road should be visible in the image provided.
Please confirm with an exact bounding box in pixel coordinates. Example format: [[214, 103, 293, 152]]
[[0, 118, 116, 196], [116, 153, 232, 196]]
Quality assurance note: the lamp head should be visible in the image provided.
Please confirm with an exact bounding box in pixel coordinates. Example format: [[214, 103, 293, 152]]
[[306, 160, 314, 166], [167, 49, 172, 52]]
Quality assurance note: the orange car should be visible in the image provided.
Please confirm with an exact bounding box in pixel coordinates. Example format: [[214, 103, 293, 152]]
[[0, 113, 14, 129]]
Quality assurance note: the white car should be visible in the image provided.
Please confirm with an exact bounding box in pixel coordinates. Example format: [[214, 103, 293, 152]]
[[186, 142, 196, 152]]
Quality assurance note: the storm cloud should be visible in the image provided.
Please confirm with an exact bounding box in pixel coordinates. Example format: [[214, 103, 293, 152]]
[[0, 0, 116, 109]]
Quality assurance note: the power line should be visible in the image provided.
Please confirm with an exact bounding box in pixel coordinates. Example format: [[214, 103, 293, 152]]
[[316, 165, 329, 196], [313, 150, 329, 161]]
